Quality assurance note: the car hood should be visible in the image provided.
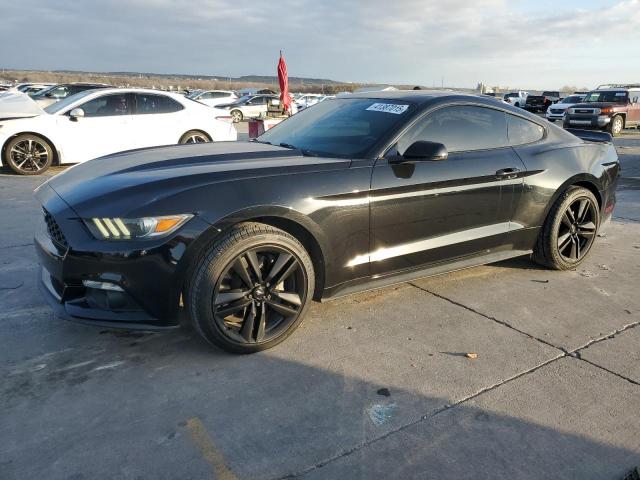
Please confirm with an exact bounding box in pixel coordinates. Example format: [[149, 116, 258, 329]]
[[0, 92, 45, 119], [42, 141, 351, 218]]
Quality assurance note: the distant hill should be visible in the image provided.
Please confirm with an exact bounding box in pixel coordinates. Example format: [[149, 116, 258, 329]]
[[48, 70, 343, 86]]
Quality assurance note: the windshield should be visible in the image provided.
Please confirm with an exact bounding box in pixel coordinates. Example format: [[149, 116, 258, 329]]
[[186, 90, 204, 99], [44, 89, 98, 114], [30, 84, 57, 99], [584, 91, 628, 103], [257, 98, 415, 158], [561, 95, 584, 104]]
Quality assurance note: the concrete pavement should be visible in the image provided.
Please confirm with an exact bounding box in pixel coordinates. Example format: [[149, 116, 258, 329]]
[[0, 132, 638, 480]]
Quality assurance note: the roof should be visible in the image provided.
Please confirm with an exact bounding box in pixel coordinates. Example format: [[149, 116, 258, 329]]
[[354, 85, 398, 93], [347, 89, 482, 105], [593, 87, 640, 92]]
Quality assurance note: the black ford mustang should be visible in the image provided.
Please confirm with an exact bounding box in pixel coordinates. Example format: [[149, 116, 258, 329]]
[[35, 91, 619, 353]]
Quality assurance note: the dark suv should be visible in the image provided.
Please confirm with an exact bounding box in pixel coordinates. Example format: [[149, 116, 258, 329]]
[[564, 85, 640, 136]]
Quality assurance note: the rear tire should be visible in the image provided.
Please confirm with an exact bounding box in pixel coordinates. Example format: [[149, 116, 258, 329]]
[[4, 133, 53, 175], [179, 130, 211, 144], [533, 186, 599, 270], [230, 110, 243, 123], [188, 222, 315, 354]]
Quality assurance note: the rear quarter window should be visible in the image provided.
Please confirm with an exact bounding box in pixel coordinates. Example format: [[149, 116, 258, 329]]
[[507, 114, 545, 146], [135, 94, 184, 114]]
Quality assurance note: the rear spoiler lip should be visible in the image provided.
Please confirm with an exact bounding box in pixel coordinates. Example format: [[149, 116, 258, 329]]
[[566, 128, 613, 144]]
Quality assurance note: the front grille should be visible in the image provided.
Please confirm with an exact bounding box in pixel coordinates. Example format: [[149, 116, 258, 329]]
[[550, 109, 564, 114], [575, 108, 596, 114], [43, 209, 69, 249]]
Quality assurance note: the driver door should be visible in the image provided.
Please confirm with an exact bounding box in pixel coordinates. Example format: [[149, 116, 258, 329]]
[[57, 92, 134, 163], [244, 96, 267, 117], [369, 105, 526, 275]]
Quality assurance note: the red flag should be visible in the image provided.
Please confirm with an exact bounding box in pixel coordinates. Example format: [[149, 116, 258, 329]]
[[277, 52, 291, 113]]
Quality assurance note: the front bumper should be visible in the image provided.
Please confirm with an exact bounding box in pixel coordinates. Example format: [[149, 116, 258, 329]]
[[34, 186, 210, 330], [546, 110, 566, 120], [564, 115, 611, 129]]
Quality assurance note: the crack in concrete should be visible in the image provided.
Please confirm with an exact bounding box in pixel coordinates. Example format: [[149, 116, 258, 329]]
[[613, 215, 640, 223], [576, 357, 640, 386], [273, 353, 566, 480], [0, 242, 34, 250], [571, 321, 640, 354], [568, 321, 640, 386], [409, 283, 568, 354], [274, 288, 639, 479]]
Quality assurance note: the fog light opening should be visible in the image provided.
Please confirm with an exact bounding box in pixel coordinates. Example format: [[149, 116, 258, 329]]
[[82, 280, 124, 292]]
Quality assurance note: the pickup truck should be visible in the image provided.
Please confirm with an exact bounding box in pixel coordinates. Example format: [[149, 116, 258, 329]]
[[503, 91, 528, 107], [524, 91, 561, 112], [564, 85, 640, 136]]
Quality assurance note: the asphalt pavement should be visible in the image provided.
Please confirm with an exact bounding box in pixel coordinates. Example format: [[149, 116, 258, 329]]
[[0, 128, 639, 480]]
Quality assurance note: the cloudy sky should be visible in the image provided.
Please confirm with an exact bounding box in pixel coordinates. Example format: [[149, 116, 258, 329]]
[[2, 0, 639, 89]]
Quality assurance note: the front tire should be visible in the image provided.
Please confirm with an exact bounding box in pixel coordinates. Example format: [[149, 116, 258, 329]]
[[607, 115, 624, 137], [534, 186, 599, 270], [188, 222, 315, 354], [4, 134, 53, 175]]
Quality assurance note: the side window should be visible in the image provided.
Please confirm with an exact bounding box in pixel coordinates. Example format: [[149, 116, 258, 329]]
[[397, 105, 508, 154], [507, 115, 544, 146], [212, 92, 227, 98], [199, 92, 213, 100], [78, 94, 131, 117], [135, 94, 183, 114]]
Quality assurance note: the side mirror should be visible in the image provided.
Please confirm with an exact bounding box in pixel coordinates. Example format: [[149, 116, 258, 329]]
[[69, 108, 85, 120], [402, 141, 448, 161]]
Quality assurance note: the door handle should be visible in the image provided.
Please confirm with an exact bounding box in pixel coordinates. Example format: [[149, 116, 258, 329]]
[[495, 167, 520, 179]]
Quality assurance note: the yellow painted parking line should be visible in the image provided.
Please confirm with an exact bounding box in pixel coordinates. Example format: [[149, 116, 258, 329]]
[[185, 417, 239, 480]]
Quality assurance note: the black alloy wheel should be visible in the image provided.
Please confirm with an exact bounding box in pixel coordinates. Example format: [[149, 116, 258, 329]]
[[556, 197, 597, 262], [188, 223, 314, 353], [213, 245, 307, 344], [534, 186, 600, 270]]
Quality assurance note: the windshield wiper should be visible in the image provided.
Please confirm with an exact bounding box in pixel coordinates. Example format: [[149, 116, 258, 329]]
[[251, 140, 272, 144], [279, 143, 318, 157]]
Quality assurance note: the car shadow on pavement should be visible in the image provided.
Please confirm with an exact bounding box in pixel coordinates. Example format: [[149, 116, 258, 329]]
[[1, 315, 639, 480]]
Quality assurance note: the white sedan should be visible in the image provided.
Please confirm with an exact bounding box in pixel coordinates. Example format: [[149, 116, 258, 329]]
[[187, 89, 238, 107], [0, 88, 237, 175]]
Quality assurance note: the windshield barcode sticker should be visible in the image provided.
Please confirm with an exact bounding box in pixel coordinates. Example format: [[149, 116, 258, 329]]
[[366, 103, 409, 114]]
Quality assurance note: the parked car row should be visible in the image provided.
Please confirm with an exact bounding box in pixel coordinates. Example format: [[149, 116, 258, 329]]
[[502, 84, 640, 136], [563, 84, 640, 136], [0, 87, 237, 175]]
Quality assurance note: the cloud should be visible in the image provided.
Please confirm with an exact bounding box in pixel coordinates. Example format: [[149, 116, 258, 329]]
[[1, 0, 639, 88]]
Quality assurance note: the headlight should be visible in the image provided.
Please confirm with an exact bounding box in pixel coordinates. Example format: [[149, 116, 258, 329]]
[[84, 215, 193, 240]]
